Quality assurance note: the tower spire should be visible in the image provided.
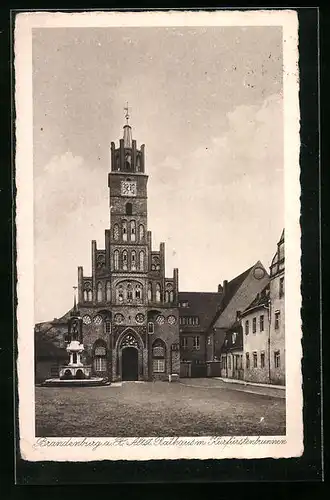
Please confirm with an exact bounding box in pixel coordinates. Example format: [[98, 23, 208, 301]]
[[123, 102, 132, 148]]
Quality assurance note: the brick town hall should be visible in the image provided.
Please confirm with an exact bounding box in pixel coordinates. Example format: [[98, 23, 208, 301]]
[[35, 112, 285, 386], [57, 113, 180, 382]]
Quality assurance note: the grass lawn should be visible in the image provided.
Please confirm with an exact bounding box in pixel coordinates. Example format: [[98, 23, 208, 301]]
[[35, 380, 285, 437]]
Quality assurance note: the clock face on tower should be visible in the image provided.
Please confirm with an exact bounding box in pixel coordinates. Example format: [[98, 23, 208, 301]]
[[121, 180, 137, 197]]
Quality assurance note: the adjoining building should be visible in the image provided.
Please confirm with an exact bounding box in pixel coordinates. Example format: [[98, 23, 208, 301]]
[[241, 284, 271, 384], [269, 230, 285, 385], [206, 261, 270, 363], [219, 316, 244, 380], [178, 292, 222, 378]]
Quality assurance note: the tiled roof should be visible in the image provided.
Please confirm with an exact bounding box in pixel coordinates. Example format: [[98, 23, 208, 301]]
[[243, 283, 270, 313], [207, 265, 254, 330], [178, 292, 223, 331]]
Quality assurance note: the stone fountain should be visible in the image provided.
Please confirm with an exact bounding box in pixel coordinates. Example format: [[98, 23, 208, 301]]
[[42, 294, 109, 387]]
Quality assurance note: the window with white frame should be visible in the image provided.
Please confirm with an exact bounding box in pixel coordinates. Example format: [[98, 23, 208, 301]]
[[275, 311, 280, 329], [130, 220, 136, 242], [122, 220, 127, 241], [193, 336, 200, 350], [152, 340, 166, 373], [131, 250, 136, 270], [253, 352, 258, 368], [260, 352, 265, 368], [135, 284, 142, 301], [122, 250, 128, 271], [274, 350, 280, 368], [180, 337, 188, 349], [153, 359, 165, 373], [94, 357, 107, 372]]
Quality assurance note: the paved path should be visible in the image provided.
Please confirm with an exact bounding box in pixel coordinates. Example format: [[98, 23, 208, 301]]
[[179, 378, 286, 399]]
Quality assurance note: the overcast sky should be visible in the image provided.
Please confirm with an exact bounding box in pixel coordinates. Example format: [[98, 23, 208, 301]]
[[33, 26, 283, 323]]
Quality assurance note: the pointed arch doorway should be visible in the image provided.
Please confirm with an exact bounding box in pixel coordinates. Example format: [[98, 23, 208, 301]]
[[122, 347, 138, 381], [116, 329, 144, 381]]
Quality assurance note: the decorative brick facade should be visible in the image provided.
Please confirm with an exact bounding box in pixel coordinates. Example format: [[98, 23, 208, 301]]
[[38, 120, 180, 382]]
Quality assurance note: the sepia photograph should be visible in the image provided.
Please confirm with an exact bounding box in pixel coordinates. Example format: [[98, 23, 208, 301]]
[[15, 10, 302, 461]]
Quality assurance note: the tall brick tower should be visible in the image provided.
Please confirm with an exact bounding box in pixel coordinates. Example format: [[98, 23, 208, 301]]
[[76, 107, 180, 382]]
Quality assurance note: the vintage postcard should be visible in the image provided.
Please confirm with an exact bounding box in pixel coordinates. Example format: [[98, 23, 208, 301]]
[[15, 9, 302, 462]]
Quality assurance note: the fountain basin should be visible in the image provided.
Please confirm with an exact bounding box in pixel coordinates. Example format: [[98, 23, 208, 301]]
[[41, 377, 110, 387], [59, 365, 92, 380]]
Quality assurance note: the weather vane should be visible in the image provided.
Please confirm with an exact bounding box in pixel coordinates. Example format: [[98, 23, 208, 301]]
[[124, 101, 130, 124]]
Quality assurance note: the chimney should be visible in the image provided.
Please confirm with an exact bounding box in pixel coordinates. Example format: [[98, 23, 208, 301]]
[[217, 284, 223, 293], [223, 280, 228, 295], [236, 310, 241, 321]]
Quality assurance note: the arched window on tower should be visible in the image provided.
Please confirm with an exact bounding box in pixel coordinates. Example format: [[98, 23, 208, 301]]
[[125, 203, 132, 216], [122, 220, 128, 241], [166, 283, 174, 303], [114, 250, 119, 270], [83, 290, 88, 302], [117, 285, 124, 303], [136, 154, 141, 172], [148, 282, 152, 301], [122, 250, 128, 271], [115, 152, 120, 171], [139, 250, 145, 271], [88, 290, 92, 302], [135, 284, 142, 301], [139, 224, 144, 242], [127, 283, 133, 302], [125, 152, 132, 171], [106, 281, 111, 302], [113, 224, 119, 241], [130, 220, 136, 242], [131, 250, 136, 271], [156, 283, 161, 303], [97, 282, 102, 303]]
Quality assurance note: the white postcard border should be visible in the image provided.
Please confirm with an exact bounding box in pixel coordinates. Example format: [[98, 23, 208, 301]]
[[15, 9, 302, 462]]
